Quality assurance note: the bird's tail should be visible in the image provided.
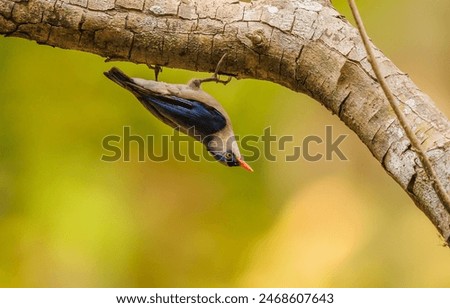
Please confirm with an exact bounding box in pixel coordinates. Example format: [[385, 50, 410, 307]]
[[104, 67, 149, 97]]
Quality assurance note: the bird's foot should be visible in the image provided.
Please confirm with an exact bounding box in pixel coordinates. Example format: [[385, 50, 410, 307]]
[[196, 53, 232, 86], [147, 64, 163, 81]]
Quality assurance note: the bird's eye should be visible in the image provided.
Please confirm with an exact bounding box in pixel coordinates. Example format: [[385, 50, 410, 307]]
[[225, 152, 233, 160]]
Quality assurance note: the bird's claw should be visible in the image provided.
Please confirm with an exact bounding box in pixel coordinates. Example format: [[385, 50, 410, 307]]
[[147, 64, 163, 81], [197, 53, 232, 86]]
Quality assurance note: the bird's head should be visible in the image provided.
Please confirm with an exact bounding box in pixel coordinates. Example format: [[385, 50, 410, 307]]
[[205, 136, 253, 172], [211, 150, 253, 172]]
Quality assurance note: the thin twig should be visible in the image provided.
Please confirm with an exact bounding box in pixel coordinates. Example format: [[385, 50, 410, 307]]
[[347, 0, 450, 211]]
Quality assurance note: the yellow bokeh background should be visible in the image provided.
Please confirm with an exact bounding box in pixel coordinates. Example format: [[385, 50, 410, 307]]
[[0, 0, 449, 287]]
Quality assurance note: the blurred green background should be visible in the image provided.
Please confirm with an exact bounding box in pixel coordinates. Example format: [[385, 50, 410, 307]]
[[1, 0, 449, 287]]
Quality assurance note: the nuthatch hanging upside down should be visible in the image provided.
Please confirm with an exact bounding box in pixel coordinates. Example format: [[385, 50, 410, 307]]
[[104, 59, 253, 172]]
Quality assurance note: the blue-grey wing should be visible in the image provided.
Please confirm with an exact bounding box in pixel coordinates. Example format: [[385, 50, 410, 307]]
[[139, 94, 227, 136]]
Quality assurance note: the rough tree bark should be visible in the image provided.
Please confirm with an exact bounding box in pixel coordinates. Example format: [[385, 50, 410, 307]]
[[1, 0, 449, 244]]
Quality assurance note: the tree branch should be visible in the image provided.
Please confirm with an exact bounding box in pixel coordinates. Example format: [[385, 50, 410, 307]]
[[347, 0, 450, 213], [1, 0, 450, 244]]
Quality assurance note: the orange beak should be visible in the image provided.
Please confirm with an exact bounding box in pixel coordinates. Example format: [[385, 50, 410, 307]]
[[237, 157, 254, 172]]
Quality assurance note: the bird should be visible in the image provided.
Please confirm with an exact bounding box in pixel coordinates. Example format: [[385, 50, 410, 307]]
[[104, 56, 253, 172]]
